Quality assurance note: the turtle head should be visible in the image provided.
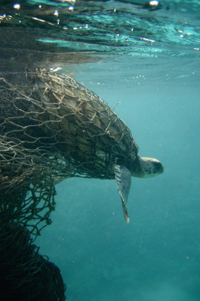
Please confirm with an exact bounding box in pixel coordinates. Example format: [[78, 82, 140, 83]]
[[132, 156, 164, 178]]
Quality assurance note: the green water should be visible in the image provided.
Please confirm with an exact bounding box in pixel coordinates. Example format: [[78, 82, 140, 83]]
[[1, 0, 200, 300]]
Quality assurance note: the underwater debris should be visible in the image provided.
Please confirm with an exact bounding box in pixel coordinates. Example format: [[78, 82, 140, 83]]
[[0, 223, 66, 301]]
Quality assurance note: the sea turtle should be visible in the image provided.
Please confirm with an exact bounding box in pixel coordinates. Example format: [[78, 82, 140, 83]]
[[32, 69, 164, 223], [0, 69, 164, 223]]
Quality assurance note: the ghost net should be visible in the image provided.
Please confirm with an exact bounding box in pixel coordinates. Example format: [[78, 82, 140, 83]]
[[0, 68, 135, 300], [0, 68, 135, 231]]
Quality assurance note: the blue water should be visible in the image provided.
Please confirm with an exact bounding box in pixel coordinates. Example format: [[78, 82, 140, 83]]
[[36, 56, 200, 300], [1, 0, 200, 300]]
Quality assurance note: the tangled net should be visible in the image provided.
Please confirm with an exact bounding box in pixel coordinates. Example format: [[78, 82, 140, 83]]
[[0, 222, 66, 301], [0, 68, 136, 300], [0, 68, 136, 235]]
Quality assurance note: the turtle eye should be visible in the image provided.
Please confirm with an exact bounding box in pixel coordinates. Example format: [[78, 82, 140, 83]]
[[153, 161, 164, 174]]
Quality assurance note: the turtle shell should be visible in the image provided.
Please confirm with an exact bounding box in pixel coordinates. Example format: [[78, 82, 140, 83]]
[[30, 70, 139, 179], [0, 69, 138, 182], [0, 69, 139, 232]]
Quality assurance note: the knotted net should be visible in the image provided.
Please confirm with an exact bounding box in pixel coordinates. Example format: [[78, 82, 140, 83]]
[[0, 68, 136, 235], [0, 68, 136, 300], [0, 222, 66, 301]]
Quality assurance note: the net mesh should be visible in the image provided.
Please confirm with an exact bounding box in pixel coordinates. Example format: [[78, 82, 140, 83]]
[[0, 68, 137, 235], [0, 68, 137, 300], [0, 222, 66, 301]]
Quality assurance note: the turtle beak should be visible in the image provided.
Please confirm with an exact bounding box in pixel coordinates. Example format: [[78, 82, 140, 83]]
[[137, 157, 164, 178]]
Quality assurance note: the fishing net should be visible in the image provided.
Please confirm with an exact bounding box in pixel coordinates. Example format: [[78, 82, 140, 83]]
[[0, 68, 137, 235], [0, 68, 136, 300], [0, 222, 66, 301]]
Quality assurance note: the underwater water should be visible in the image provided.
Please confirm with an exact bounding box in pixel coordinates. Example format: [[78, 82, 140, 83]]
[[37, 58, 200, 301], [1, 0, 200, 300]]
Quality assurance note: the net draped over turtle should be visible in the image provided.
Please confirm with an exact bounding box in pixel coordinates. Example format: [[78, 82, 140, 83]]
[[0, 68, 150, 301], [0, 69, 140, 300], [0, 68, 138, 235]]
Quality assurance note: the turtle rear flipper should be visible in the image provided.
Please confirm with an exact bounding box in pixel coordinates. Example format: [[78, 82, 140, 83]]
[[114, 164, 131, 223]]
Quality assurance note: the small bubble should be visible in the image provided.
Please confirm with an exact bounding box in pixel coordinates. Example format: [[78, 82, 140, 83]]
[[13, 3, 20, 9], [54, 10, 58, 16]]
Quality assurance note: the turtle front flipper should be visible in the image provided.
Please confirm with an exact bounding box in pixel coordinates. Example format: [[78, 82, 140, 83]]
[[114, 164, 131, 223]]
